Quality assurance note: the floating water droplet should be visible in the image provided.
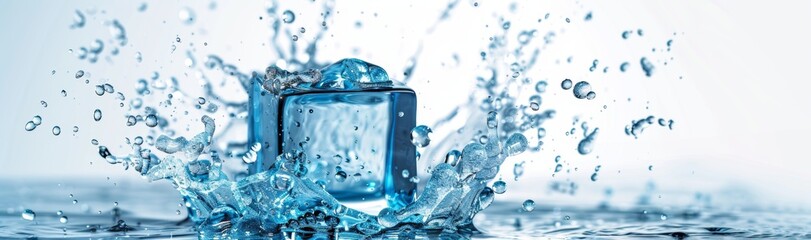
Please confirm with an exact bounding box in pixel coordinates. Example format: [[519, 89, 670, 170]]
[[75, 70, 84, 79], [590, 172, 598, 181], [505, 133, 528, 156], [660, 214, 668, 220], [573, 81, 592, 99], [640, 57, 655, 77], [72, 126, 79, 133], [291, 35, 298, 41], [444, 150, 462, 166], [334, 171, 347, 182], [561, 79, 573, 90], [586, 91, 596, 100], [59, 216, 68, 224], [61, 90, 67, 97], [135, 52, 142, 63], [535, 81, 547, 93], [554, 164, 562, 172], [40, 100, 48, 108], [537, 128, 547, 139], [564, 215, 571, 220], [410, 125, 432, 148], [71, 10, 86, 29], [299, 27, 306, 33], [401, 169, 410, 178], [126, 116, 137, 126], [57, 210, 63, 216], [502, 21, 511, 30], [493, 180, 507, 194], [578, 128, 599, 155], [282, 10, 295, 23], [94, 85, 105, 96], [398, 111, 404, 117], [529, 95, 541, 111], [25, 121, 36, 131], [52, 126, 61, 136], [179, 8, 195, 25], [522, 199, 535, 212], [197, 97, 206, 105], [513, 162, 525, 180], [108, 20, 127, 46], [648, 165, 653, 171], [145, 114, 158, 127], [93, 109, 102, 121], [21, 209, 35, 221]]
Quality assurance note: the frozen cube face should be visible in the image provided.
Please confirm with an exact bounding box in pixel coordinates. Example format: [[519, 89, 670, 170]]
[[250, 86, 417, 210]]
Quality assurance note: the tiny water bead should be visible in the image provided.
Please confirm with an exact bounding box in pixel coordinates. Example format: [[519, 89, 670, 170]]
[[493, 180, 507, 194], [444, 149, 462, 166], [60, 216, 69, 224], [61, 90, 67, 97], [410, 125, 432, 148], [75, 70, 84, 79], [522, 199, 535, 212], [401, 169, 410, 178], [72, 126, 79, 132], [534, 80, 548, 93], [93, 109, 102, 121], [40, 100, 48, 108], [590, 173, 598, 181], [640, 57, 655, 77], [529, 95, 542, 111], [52, 126, 61, 136], [126, 116, 137, 126], [561, 79, 573, 90], [282, 10, 295, 23], [21, 209, 35, 221], [179, 8, 195, 25], [505, 133, 528, 156], [32, 115, 42, 125]]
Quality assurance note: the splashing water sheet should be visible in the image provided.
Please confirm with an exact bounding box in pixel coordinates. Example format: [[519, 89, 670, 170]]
[[3, 1, 811, 239]]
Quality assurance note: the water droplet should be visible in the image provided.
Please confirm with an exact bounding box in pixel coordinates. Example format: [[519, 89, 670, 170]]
[[299, 27, 306, 33], [94, 85, 105, 96], [529, 95, 541, 111], [537, 128, 547, 139], [573, 81, 592, 99], [590, 172, 598, 181], [291, 35, 299, 41], [535, 81, 548, 93], [401, 169, 410, 178], [410, 125, 432, 148], [21, 209, 35, 221], [334, 171, 347, 182], [578, 128, 599, 155], [32, 116, 42, 125], [444, 150, 462, 166], [75, 70, 84, 79], [61, 90, 67, 97], [660, 214, 668, 220], [72, 200, 78, 204], [505, 133, 528, 156], [561, 79, 573, 90], [179, 8, 195, 25], [25, 121, 36, 131], [398, 112, 405, 117], [52, 126, 61, 136], [93, 109, 102, 121], [564, 215, 571, 220], [502, 21, 511, 30], [554, 164, 563, 173], [135, 52, 142, 63], [282, 10, 295, 23], [197, 97, 206, 105], [59, 216, 68, 224], [648, 165, 653, 171], [522, 199, 535, 212], [145, 114, 158, 127], [640, 57, 655, 77], [72, 126, 79, 133], [126, 116, 137, 126], [586, 91, 596, 100], [493, 180, 507, 194], [565, 18, 571, 23]]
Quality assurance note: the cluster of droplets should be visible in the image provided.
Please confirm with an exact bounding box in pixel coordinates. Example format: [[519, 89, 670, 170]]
[[625, 115, 675, 138]]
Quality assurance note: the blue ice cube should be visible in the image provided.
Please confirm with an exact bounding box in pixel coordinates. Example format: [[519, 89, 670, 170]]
[[249, 59, 417, 212]]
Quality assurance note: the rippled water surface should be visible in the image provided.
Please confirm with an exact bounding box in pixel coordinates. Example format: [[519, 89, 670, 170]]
[[2, 181, 809, 239]]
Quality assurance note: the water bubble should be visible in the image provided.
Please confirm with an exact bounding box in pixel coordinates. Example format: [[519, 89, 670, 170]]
[[25, 121, 36, 131], [126, 116, 137, 126], [52, 126, 61, 136], [57, 210, 63, 215], [291, 35, 299, 41], [535, 81, 548, 93], [72, 126, 79, 133], [640, 57, 655, 77], [522, 200, 535, 212], [561, 79, 573, 89], [334, 171, 347, 182], [93, 109, 102, 121], [590, 173, 598, 181], [75, 70, 84, 79], [410, 125, 432, 148], [61, 90, 67, 97], [299, 27, 306, 33], [282, 10, 295, 23], [586, 91, 596, 100], [401, 169, 410, 178], [145, 114, 158, 127], [505, 133, 528, 156], [537, 128, 547, 138], [179, 8, 195, 25], [493, 180, 507, 194], [502, 21, 511, 30], [197, 97, 206, 105], [529, 95, 542, 111], [554, 164, 562, 173], [21, 209, 35, 221], [578, 128, 598, 155], [59, 216, 69, 224], [573, 81, 592, 99], [94, 85, 105, 96]]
